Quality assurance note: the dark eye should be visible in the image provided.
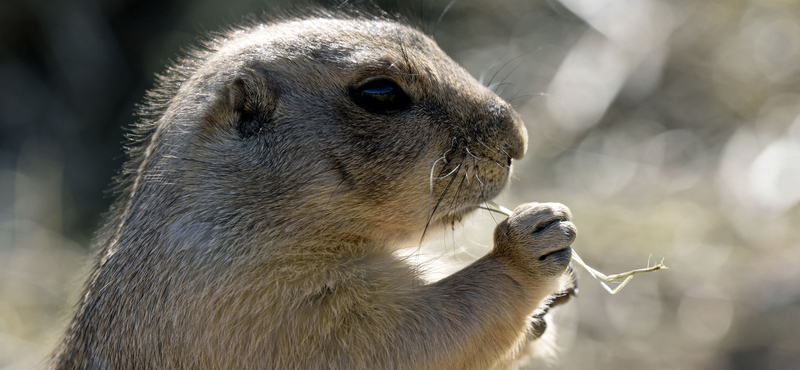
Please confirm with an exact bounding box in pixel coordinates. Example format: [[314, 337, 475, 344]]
[[350, 78, 411, 113]]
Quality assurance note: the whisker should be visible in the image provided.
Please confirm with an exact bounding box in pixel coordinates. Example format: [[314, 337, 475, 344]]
[[486, 49, 539, 89], [464, 145, 512, 175], [442, 173, 467, 257], [492, 144, 511, 159], [430, 157, 447, 192], [327, 175, 349, 207], [421, 155, 465, 244], [464, 146, 478, 158], [429, 138, 457, 191], [473, 139, 512, 169], [433, 0, 461, 37], [472, 157, 502, 226], [482, 198, 501, 226], [474, 138, 501, 157], [506, 92, 546, 105], [479, 49, 512, 86], [474, 168, 487, 189], [447, 170, 468, 218], [495, 52, 534, 97], [493, 161, 509, 171], [437, 164, 462, 180], [428, 160, 457, 232]]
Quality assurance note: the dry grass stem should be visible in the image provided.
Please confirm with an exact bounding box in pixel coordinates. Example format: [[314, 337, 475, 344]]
[[481, 201, 668, 294]]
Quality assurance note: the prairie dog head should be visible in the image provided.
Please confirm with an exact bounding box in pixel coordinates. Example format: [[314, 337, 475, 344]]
[[126, 14, 528, 250]]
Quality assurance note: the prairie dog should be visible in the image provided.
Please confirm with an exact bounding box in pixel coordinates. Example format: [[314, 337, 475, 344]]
[[52, 9, 576, 370]]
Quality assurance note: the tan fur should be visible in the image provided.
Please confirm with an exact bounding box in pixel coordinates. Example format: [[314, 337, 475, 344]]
[[52, 9, 576, 370]]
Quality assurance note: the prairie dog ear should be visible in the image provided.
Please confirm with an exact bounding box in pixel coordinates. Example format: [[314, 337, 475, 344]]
[[229, 68, 277, 138]]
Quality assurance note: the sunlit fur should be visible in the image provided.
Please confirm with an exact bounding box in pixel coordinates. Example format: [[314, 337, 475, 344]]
[[51, 7, 576, 370]]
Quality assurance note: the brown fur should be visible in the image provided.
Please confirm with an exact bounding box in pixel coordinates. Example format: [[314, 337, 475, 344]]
[[52, 8, 576, 370]]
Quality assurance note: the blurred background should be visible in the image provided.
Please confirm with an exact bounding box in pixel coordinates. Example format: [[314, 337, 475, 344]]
[[1, 0, 799, 368]]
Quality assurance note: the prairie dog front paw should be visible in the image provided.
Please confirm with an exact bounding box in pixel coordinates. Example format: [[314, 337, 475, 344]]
[[492, 202, 577, 278]]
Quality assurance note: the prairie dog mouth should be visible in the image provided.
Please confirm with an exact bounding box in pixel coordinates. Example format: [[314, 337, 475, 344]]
[[539, 247, 573, 261]]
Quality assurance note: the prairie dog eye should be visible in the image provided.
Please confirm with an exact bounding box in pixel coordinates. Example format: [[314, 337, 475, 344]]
[[350, 78, 411, 113]]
